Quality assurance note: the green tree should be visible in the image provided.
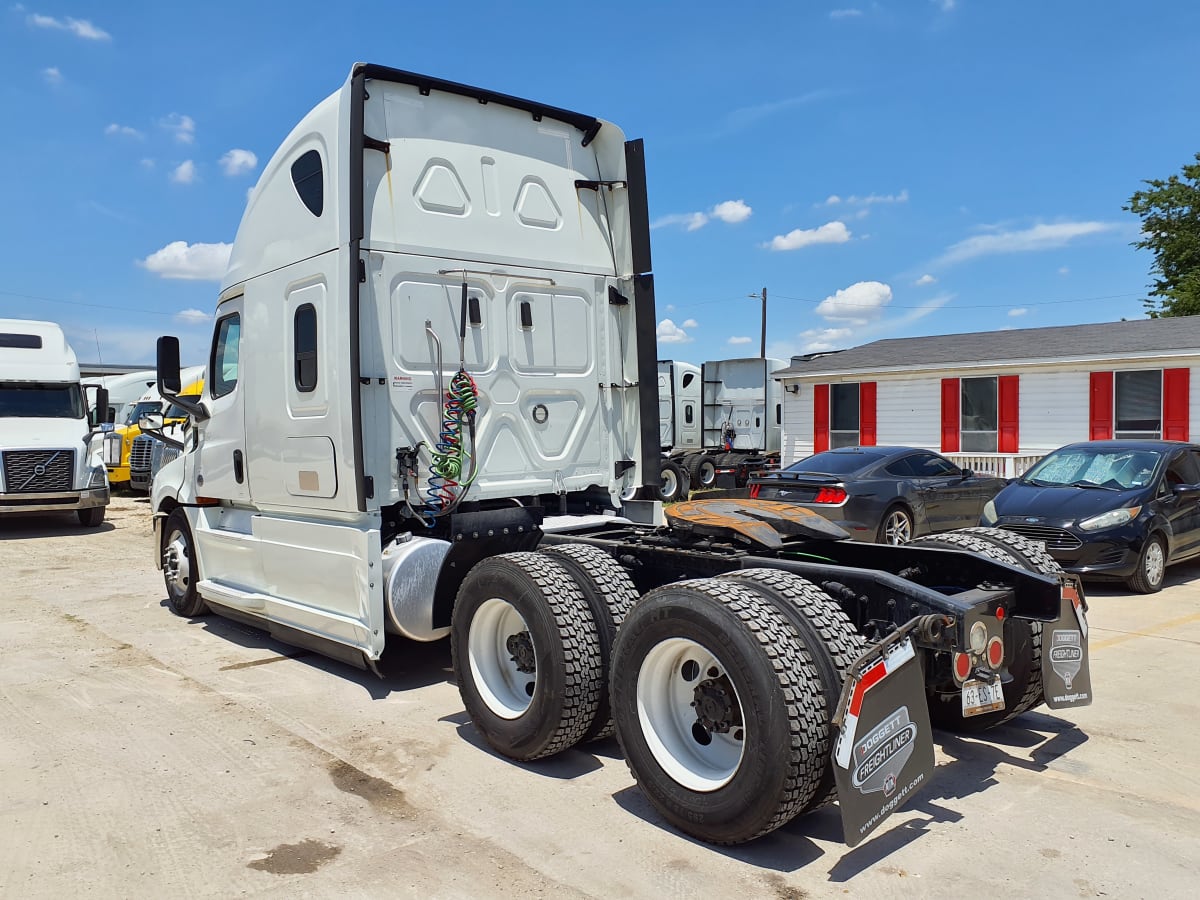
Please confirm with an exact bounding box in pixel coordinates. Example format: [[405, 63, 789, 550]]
[[1125, 153, 1200, 317]]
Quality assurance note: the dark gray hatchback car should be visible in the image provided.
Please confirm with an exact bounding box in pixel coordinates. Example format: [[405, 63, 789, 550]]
[[748, 446, 1008, 544]]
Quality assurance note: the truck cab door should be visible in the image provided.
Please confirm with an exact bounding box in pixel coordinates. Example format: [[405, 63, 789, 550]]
[[195, 298, 251, 504]]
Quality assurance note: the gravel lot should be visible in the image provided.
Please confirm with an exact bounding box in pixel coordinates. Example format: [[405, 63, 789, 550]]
[[3, 495, 1199, 898]]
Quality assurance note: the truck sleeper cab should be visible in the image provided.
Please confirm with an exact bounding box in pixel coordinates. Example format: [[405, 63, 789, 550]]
[[151, 65, 1090, 849]]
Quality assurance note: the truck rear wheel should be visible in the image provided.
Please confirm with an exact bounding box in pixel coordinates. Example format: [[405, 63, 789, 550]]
[[694, 456, 718, 488], [162, 508, 207, 618], [451, 553, 602, 761], [539, 543, 639, 742], [610, 579, 825, 844], [658, 459, 690, 503], [682, 453, 706, 489], [721, 568, 866, 812], [910, 528, 1057, 731]]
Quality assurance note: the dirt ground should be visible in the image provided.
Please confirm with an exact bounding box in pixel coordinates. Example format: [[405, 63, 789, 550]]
[[2, 495, 1199, 898]]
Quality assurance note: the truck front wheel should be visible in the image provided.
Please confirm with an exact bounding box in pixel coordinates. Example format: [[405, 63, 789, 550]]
[[77, 506, 105, 528], [162, 508, 207, 618], [610, 579, 825, 844], [451, 553, 602, 761]]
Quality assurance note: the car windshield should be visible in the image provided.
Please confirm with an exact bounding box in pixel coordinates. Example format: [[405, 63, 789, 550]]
[[0, 382, 85, 418], [785, 448, 889, 476], [1022, 447, 1163, 490], [124, 400, 163, 425]]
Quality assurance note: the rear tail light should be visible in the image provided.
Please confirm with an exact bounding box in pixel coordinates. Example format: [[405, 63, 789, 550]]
[[749, 483, 761, 499], [953, 652, 972, 682], [986, 636, 1005, 669], [813, 486, 847, 504]]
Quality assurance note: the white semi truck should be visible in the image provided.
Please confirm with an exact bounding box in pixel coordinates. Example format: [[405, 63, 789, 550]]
[[0, 319, 111, 526], [658, 356, 785, 492], [149, 64, 1092, 847]]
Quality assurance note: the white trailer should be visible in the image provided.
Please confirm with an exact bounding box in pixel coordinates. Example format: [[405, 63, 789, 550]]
[[0, 319, 111, 526], [654, 359, 701, 500], [149, 65, 1091, 848]]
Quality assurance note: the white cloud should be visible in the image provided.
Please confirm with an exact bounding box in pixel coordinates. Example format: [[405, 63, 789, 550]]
[[138, 241, 231, 281], [728, 336, 753, 345], [175, 309, 212, 325], [830, 8, 863, 19], [219, 148, 258, 177], [719, 91, 833, 136], [932, 0, 956, 10], [1058, 266, 1070, 275], [935, 221, 1114, 266], [800, 327, 854, 353], [656, 318, 692, 344], [767, 221, 851, 251], [823, 195, 842, 206], [169, 160, 197, 185], [105, 123, 144, 139], [1008, 308, 1029, 317], [816, 281, 892, 323], [27, 13, 110, 40], [665, 304, 676, 312], [161, 113, 196, 144], [914, 273, 937, 286], [42, 66, 62, 84], [682, 318, 698, 329], [651, 211, 709, 231], [652, 199, 752, 232], [710, 199, 752, 224], [139, 158, 155, 169]]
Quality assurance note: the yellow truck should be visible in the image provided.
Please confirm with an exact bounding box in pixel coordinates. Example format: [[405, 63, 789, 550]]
[[103, 371, 202, 489]]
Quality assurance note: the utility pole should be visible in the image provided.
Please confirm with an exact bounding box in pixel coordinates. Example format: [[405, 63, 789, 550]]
[[759, 287, 767, 359]]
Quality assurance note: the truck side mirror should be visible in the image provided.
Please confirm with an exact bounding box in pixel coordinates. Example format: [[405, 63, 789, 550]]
[[157, 336, 182, 395], [139, 412, 165, 432], [92, 388, 111, 426]]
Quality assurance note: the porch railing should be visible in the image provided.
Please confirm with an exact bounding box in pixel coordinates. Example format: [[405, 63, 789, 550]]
[[947, 452, 1044, 479]]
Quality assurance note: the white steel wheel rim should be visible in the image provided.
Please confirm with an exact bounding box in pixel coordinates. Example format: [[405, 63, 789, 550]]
[[1145, 540, 1165, 586], [164, 529, 191, 597], [884, 511, 912, 544], [698, 460, 716, 486], [468, 598, 536, 720], [661, 468, 679, 499], [637, 637, 746, 792]]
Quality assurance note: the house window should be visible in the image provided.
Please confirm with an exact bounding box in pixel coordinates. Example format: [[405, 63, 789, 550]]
[[830, 383, 860, 448], [961, 377, 998, 452], [1115, 370, 1162, 439]]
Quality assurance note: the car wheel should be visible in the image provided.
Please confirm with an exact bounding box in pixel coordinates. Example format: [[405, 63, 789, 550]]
[[1127, 533, 1166, 594], [877, 505, 914, 544]]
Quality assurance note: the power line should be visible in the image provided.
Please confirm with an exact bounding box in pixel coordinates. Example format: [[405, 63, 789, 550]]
[[677, 289, 1144, 311], [0, 289, 182, 317]]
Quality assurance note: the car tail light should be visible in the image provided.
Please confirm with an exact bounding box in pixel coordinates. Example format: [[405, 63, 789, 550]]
[[953, 652, 972, 682], [813, 486, 847, 504], [987, 636, 1005, 669]]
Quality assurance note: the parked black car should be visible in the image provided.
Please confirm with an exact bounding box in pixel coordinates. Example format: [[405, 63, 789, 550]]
[[983, 439, 1200, 593], [748, 446, 1008, 544]]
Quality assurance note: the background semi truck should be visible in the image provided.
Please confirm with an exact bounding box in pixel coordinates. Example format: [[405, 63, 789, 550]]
[[658, 356, 785, 492], [149, 64, 1091, 847], [0, 319, 111, 526]]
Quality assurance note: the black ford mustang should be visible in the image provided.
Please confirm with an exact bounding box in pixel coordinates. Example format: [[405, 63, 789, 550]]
[[748, 446, 1008, 544]]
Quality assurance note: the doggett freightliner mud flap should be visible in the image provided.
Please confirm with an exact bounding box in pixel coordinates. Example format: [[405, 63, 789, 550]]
[[831, 636, 934, 848], [1042, 577, 1093, 709]]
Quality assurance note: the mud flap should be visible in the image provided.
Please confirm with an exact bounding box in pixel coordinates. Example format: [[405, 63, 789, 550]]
[[1042, 579, 1092, 709], [832, 638, 935, 848]]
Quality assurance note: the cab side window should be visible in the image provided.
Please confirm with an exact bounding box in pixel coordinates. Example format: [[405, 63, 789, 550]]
[[210, 312, 241, 399]]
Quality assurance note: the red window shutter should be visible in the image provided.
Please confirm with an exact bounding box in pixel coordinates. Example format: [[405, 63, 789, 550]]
[[1089, 371, 1113, 440], [1164, 367, 1190, 441], [860, 381, 877, 446], [814, 383, 829, 453], [940, 378, 959, 453], [998, 375, 1019, 453]]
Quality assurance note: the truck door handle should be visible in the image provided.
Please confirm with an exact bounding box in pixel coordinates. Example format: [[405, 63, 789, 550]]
[[233, 449, 244, 484]]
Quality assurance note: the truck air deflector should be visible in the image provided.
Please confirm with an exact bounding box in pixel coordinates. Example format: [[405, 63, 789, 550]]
[[352, 63, 602, 146], [633, 274, 661, 494], [349, 68, 369, 512]]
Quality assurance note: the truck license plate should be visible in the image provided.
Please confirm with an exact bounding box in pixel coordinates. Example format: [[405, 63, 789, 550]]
[[961, 679, 1005, 717]]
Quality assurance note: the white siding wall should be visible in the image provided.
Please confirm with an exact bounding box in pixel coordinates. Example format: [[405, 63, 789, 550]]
[[781, 386, 813, 465], [1018, 369, 1091, 451], [876, 377, 942, 448]]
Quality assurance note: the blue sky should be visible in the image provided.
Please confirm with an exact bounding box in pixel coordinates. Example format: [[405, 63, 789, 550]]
[[1, 1, 1197, 367]]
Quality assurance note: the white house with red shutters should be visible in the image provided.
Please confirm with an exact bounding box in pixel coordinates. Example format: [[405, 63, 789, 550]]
[[773, 317, 1200, 477]]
